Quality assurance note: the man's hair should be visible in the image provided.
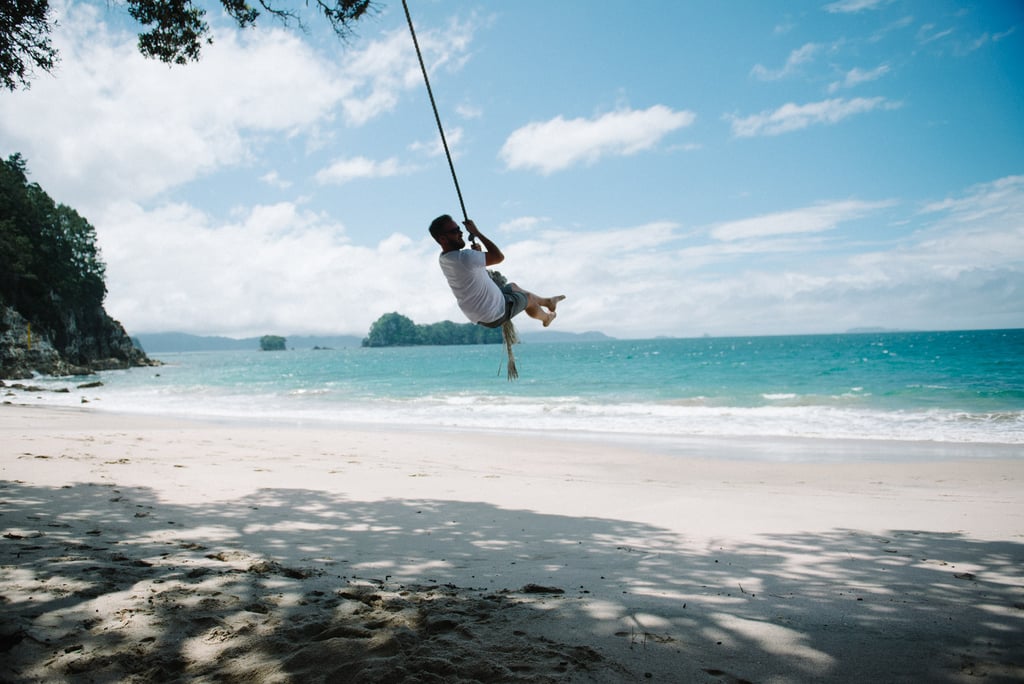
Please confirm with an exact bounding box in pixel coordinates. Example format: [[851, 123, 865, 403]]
[[429, 214, 453, 239]]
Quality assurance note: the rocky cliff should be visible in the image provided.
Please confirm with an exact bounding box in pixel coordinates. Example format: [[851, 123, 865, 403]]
[[0, 304, 155, 379]]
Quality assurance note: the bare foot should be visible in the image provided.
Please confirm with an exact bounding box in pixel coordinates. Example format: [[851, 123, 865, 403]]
[[548, 295, 566, 311], [543, 311, 557, 327]]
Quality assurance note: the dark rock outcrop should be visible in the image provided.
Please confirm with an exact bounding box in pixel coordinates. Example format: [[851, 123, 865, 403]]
[[0, 304, 156, 379]]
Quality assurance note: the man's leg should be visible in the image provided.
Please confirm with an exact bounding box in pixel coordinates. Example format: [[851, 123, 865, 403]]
[[509, 284, 566, 327]]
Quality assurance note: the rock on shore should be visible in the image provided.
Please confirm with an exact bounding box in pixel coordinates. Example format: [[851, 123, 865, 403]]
[[0, 304, 156, 379]]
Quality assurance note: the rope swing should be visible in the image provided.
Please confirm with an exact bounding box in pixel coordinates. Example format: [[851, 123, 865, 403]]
[[402, 0, 520, 380], [401, 0, 469, 230]]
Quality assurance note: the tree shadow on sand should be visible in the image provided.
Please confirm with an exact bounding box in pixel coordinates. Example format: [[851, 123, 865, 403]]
[[1, 479, 1022, 683]]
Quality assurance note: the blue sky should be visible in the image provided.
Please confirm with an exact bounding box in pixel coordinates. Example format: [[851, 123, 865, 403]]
[[1, 0, 1022, 338]]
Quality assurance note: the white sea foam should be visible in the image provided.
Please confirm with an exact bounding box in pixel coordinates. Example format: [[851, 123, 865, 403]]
[[12, 379, 1022, 447]]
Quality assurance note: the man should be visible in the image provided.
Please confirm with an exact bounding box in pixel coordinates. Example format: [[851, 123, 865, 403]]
[[429, 214, 565, 329]]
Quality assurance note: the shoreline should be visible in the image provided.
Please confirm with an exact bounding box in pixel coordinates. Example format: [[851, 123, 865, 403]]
[[2, 404, 1023, 681], [6, 336, 1024, 447], [4, 399, 1023, 461]]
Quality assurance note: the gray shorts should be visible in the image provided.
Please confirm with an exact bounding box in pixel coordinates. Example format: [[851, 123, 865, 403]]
[[479, 286, 528, 328]]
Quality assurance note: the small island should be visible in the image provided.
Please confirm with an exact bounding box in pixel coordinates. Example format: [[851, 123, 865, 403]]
[[362, 313, 503, 347], [259, 335, 287, 351]]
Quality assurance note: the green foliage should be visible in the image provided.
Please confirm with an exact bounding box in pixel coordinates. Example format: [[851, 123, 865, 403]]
[[0, 0, 57, 90], [363, 312, 418, 347], [1, 0, 376, 89], [0, 154, 107, 328], [259, 335, 286, 351], [362, 312, 503, 347], [128, 0, 212, 65]]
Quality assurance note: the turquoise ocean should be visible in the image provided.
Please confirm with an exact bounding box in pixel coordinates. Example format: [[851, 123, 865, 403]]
[[19, 329, 1024, 453]]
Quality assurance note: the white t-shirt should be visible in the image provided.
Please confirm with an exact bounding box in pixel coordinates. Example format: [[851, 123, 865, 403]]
[[439, 250, 505, 324]]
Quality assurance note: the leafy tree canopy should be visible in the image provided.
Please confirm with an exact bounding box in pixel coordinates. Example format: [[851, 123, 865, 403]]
[[259, 334, 286, 351], [0, 0, 58, 90], [1, 0, 376, 90], [363, 312, 503, 347], [0, 154, 107, 330]]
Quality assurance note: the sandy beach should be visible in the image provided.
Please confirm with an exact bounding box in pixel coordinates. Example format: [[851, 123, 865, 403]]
[[1, 404, 1022, 682]]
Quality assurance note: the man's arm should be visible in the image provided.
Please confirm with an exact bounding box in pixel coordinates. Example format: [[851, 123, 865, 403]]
[[464, 219, 504, 266]]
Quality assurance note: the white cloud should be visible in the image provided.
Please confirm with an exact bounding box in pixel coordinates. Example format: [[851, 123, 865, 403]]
[[492, 177, 1023, 337], [994, 27, 1018, 43], [826, 177, 1024, 326], [315, 156, 416, 185], [751, 43, 821, 81], [870, 16, 915, 43], [726, 97, 900, 137], [918, 24, 955, 45], [498, 216, 549, 234], [336, 27, 424, 127], [0, 4, 475, 213], [0, 5, 354, 213], [338, 15, 476, 125], [456, 103, 483, 119], [824, 0, 892, 13], [96, 177, 1024, 340], [916, 175, 1024, 263], [494, 222, 683, 333], [260, 171, 293, 189], [924, 176, 1024, 211], [98, 200, 446, 337], [499, 106, 696, 174], [953, 27, 1017, 57], [710, 200, 896, 242], [828, 64, 890, 92], [409, 127, 464, 158]]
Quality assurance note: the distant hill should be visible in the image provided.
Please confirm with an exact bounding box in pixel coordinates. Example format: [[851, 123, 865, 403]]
[[845, 327, 905, 334], [134, 332, 363, 353], [135, 329, 614, 352], [519, 330, 615, 343]]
